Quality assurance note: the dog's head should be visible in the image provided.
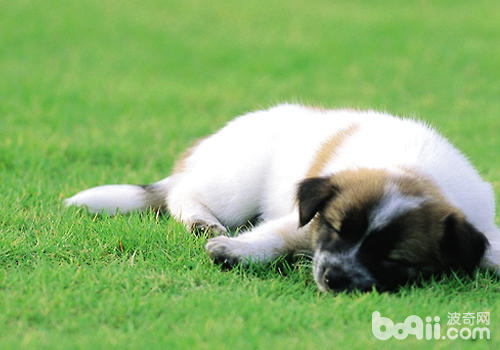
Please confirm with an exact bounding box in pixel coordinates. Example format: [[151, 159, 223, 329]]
[[297, 169, 489, 292]]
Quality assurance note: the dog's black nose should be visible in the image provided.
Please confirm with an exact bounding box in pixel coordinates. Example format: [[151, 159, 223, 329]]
[[323, 267, 351, 291]]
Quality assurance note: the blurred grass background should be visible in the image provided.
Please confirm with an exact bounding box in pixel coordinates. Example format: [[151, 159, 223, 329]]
[[0, 0, 499, 348]]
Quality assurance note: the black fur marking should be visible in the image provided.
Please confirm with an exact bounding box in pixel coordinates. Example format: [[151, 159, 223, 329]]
[[297, 177, 339, 227], [357, 216, 413, 290], [358, 216, 405, 262], [338, 207, 369, 243], [316, 220, 352, 253], [439, 214, 489, 273]]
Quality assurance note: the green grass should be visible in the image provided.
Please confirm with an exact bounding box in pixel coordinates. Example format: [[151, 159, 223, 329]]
[[1, 0, 499, 348]]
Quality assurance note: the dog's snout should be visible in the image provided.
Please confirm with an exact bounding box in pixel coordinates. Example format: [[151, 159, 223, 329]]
[[323, 267, 351, 291]]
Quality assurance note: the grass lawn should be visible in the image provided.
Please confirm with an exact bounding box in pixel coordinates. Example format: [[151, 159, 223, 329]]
[[1, 0, 499, 348]]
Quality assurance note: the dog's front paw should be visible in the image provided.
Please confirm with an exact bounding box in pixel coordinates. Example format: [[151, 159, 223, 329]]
[[205, 236, 248, 267]]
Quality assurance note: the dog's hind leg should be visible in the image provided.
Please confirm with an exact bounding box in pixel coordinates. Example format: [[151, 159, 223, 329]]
[[166, 185, 228, 235], [66, 173, 227, 235], [170, 200, 227, 235], [205, 212, 312, 266]]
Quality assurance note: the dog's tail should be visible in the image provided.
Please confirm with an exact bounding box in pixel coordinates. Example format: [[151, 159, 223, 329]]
[[64, 177, 170, 215]]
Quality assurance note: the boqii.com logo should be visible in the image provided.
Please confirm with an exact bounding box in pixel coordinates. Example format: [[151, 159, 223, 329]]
[[372, 311, 491, 340]]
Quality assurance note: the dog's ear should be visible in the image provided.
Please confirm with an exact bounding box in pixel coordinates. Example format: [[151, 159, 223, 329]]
[[439, 214, 489, 273], [297, 177, 340, 227]]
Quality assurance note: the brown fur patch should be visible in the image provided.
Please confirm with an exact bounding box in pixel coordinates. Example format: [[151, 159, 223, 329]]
[[313, 168, 468, 269], [389, 187, 461, 267], [321, 169, 388, 225], [172, 137, 207, 174], [388, 205, 453, 268], [305, 125, 358, 178], [309, 169, 388, 247], [395, 168, 459, 214], [388, 169, 465, 267]]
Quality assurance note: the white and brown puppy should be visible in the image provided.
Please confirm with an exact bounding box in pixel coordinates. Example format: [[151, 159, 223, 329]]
[[65, 104, 500, 292]]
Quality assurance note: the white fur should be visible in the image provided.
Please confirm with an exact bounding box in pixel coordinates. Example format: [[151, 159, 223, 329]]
[[368, 183, 427, 232], [65, 177, 170, 215], [65, 104, 500, 271], [64, 185, 148, 214]]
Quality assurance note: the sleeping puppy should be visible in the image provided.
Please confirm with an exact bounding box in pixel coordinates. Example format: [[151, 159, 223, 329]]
[[65, 104, 500, 292]]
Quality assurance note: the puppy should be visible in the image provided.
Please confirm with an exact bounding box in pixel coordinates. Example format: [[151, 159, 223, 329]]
[[65, 104, 500, 292]]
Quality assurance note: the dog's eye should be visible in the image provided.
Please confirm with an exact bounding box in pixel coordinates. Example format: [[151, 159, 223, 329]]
[[381, 257, 415, 268], [320, 216, 339, 233], [381, 257, 401, 266]]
